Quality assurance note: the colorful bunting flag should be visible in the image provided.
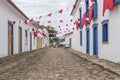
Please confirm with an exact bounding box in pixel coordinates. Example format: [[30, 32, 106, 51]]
[[58, 9, 63, 14], [47, 13, 52, 17], [103, 0, 113, 16]]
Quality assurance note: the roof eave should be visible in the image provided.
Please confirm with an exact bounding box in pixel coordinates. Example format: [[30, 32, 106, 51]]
[[7, 0, 29, 19]]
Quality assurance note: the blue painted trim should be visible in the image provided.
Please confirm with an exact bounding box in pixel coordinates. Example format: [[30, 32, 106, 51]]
[[86, 27, 90, 31], [102, 20, 109, 25], [102, 20, 109, 42], [85, 0, 89, 18], [86, 28, 90, 54], [92, 23, 98, 28], [114, 0, 120, 5], [92, 23, 98, 55], [79, 8, 83, 29], [93, 2, 98, 20]]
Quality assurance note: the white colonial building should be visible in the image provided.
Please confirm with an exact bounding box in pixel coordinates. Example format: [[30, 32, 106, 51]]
[[65, 0, 120, 63], [0, 0, 39, 57]]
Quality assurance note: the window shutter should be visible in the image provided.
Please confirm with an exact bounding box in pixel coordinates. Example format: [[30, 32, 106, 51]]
[[114, 0, 120, 5], [93, 3, 98, 19]]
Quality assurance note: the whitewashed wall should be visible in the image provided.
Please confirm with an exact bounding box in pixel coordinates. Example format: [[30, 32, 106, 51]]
[[68, 0, 120, 63], [0, 0, 37, 57]]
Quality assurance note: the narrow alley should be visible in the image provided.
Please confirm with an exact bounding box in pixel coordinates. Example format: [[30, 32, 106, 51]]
[[0, 47, 119, 80]]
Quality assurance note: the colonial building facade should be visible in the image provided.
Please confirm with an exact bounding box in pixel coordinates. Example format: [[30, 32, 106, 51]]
[[66, 0, 120, 63], [0, 0, 40, 57]]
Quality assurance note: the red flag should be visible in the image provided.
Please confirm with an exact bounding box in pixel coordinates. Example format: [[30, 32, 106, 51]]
[[47, 13, 52, 17], [32, 28, 35, 31], [34, 31, 38, 37], [75, 21, 79, 30], [24, 20, 28, 25], [89, 5, 93, 23], [58, 9, 63, 14], [29, 18, 33, 23], [66, 24, 68, 26], [60, 20, 63, 23], [72, 28, 74, 30], [70, 19, 73, 22], [73, 4, 77, 9], [39, 16, 42, 19], [12, 21, 16, 25], [58, 26, 60, 28], [48, 20, 51, 23], [82, 13, 86, 27], [78, 18, 80, 21], [103, 0, 113, 16], [91, 0, 94, 2]]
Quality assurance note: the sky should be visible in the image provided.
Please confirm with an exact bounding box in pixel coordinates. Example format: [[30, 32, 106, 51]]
[[12, 0, 75, 35]]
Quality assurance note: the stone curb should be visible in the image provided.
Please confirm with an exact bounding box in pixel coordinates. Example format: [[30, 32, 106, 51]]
[[66, 48, 120, 76]]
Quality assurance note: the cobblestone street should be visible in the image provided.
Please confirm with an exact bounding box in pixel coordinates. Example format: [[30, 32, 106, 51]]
[[0, 47, 120, 80]]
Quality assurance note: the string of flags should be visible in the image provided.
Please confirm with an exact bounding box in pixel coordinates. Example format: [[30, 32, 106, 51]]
[[11, 1, 81, 38]]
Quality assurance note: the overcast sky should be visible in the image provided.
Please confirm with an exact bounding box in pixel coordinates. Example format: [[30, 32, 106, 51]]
[[12, 0, 75, 35]]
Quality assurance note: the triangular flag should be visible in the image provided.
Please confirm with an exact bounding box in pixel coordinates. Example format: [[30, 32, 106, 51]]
[[12, 21, 16, 25], [48, 20, 51, 23], [70, 19, 73, 22], [34, 31, 38, 37], [73, 4, 77, 9], [58, 9, 63, 14], [39, 16, 42, 19], [47, 13, 52, 17], [103, 0, 113, 16], [89, 5, 93, 23], [58, 26, 60, 28], [29, 18, 33, 23], [91, 0, 94, 2], [66, 24, 68, 26], [72, 28, 74, 30], [24, 20, 28, 25], [75, 21, 79, 30], [60, 20, 63, 23]]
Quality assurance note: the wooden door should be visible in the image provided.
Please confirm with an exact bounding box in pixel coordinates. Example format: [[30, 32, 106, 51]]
[[37, 37, 42, 49], [8, 24, 13, 56], [18, 28, 20, 53]]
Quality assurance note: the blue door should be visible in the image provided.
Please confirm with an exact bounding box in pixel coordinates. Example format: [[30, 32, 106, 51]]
[[69, 38, 72, 48], [93, 24, 98, 55], [86, 28, 90, 54]]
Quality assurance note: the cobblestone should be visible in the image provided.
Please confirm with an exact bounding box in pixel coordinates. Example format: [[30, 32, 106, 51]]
[[0, 47, 119, 80]]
